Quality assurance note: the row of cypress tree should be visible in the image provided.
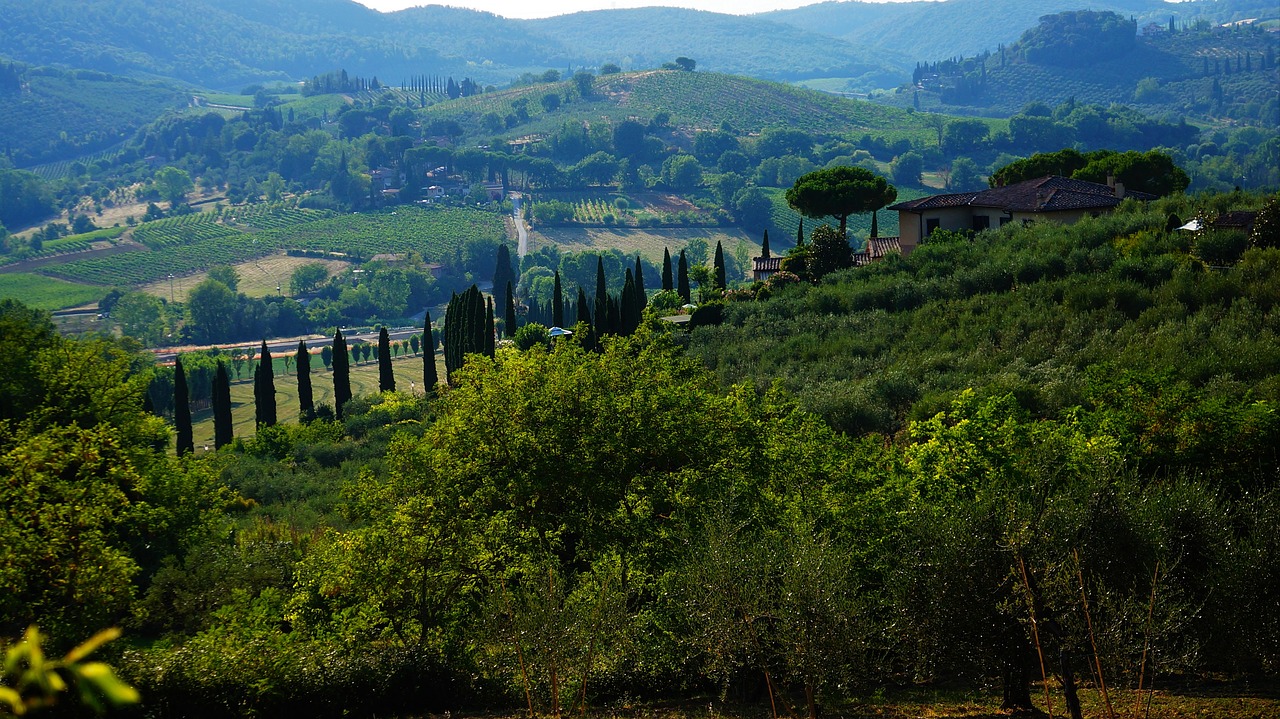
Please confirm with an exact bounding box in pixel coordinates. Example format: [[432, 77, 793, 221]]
[[173, 326, 442, 453], [171, 234, 750, 453]]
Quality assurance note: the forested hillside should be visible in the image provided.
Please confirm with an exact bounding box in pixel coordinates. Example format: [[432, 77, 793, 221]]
[[3, 189, 1278, 716], [882, 11, 1279, 125]]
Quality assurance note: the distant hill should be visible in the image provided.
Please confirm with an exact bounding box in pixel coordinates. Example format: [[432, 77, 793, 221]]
[[764, 0, 1277, 68], [527, 8, 906, 85], [418, 70, 934, 142], [0, 0, 903, 90], [871, 14, 1279, 125], [0, 64, 187, 167]]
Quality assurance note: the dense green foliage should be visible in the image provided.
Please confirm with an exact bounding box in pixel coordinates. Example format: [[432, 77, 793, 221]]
[[5, 187, 1280, 713]]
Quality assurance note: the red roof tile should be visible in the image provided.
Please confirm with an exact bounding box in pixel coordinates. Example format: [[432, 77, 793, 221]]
[[889, 175, 1155, 214]]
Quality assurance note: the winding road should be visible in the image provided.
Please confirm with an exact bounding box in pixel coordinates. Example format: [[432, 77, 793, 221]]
[[511, 193, 528, 258]]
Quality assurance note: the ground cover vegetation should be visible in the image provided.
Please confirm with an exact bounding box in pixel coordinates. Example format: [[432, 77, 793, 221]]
[[2, 189, 1278, 717]]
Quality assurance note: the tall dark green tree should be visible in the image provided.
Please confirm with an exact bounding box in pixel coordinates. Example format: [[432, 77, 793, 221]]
[[505, 281, 517, 336], [552, 271, 565, 327], [296, 340, 313, 421], [423, 311, 438, 394], [213, 360, 233, 449], [485, 297, 496, 358], [254, 340, 276, 427], [444, 285, 486, 380], [333, 329, 352, 419], [576, 286, 596, 351], [493, 243, 515, 318], [378, 326, 395, 392], [621, 270, 639, 335], [761, 229, 771, 258], [677, 249, 691, 302], [634, 255, 646, 304], [174, 357, 193, 456], [713, 240, 727, 290], [662, 247, 674, 291], [594, 256, 609, 333], [797, 218, 805, 246]]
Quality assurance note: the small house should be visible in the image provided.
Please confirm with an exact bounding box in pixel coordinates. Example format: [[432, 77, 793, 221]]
[[888, 175, 1154, 256]]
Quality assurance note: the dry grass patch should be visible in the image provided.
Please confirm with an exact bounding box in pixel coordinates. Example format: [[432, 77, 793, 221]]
[[529, 227, 759, 264], [139, 253, 350, 301]]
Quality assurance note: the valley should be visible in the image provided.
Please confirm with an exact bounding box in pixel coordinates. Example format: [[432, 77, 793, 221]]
[[0, 0, 1277, 716]]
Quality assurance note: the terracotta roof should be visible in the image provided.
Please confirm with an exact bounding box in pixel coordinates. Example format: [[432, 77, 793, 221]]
[[889, 176, 1155, 214], [753, 256, 782, 272], [854, 236, 902, 266], [1213, 210, 1258, 230]]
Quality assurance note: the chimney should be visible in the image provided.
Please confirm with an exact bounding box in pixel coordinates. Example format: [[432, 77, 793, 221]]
[[1114, 181, 1125, 199], [1106, 174, 1116, 189]]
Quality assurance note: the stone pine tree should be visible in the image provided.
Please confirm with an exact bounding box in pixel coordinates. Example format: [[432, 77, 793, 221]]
[[423, 311, 438, 394], [786, 166, 896, 237], [378, 326, 395, 392], [213, 360, 233, 449], [662, 248, 674, 291], [677, 249, 691, 302], [254, 340, 277, 427], [296, 340, 313, 421], [713, 240, 727, 290], [761, 230, 771, 259], [333, 329, 352, 419], [174, 357, 193, 456], [552, 271, 564, 327], [505, 281, 517, 336]]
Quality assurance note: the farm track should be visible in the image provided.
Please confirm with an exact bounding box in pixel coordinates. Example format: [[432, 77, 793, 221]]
[[0, 239, 144, 275]]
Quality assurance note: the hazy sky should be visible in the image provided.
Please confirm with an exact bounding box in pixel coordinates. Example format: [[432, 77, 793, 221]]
[[352, 0, 925, 21]]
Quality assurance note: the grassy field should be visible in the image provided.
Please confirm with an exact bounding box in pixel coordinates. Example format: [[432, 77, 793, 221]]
[[139, 254, 351, 302], [528, 227, 759, 265], [0, 272, 105, 310], [188, 353, 443, 451]]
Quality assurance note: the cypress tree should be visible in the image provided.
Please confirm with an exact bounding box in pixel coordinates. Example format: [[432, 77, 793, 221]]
[[761, 230, 771, 259], [797, 218, 805, 246], [485, 297, 496, 358], [713, 240, 726, 290], [213, 360, 233, 449], [576, 286, 596, 351], [493, 244, 514, 317], [607, 295, 621, 336], [333, 329, 352, 419], [444, 292, 460, 378], [296, 340, 313, 421], [677, 249, 690, 302], [505, 280, 517, 336], [378, 326, 395, 392], [254, 340, 277, 427], [662, 248, 673, 291], [634, 255, 646, 302], [174, 357, 193, 456], [423, 311, 438, 394], [594, 256, 608, 333], [552, 271, 564, 327], [621, 270, 638, 335], [469, 285, 485, 355], [870, 210, 879, 238]]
